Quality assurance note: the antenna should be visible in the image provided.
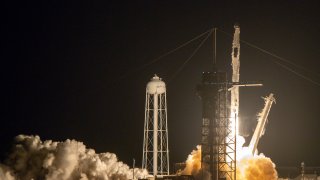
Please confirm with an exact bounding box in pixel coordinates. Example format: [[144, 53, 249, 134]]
[[213, 28, 217, 71]]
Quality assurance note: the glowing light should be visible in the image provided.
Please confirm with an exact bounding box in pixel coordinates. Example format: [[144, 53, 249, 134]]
[[236, 154, 278, 180]]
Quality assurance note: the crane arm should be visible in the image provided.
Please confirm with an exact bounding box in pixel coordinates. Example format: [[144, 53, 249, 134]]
[[248, 93, 276, 155]]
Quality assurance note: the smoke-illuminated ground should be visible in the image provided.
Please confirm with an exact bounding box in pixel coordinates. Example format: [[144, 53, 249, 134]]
[[0, 135, 148, 180]]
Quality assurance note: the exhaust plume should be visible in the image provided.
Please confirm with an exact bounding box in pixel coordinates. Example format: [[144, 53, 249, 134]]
[[236, 134, 278, 180], [181, 145, 201, 176], [182, 142, 278, 180], [180, 146, 209, 180], [0, 135, 148, 180], [237, 154, 278, 180]]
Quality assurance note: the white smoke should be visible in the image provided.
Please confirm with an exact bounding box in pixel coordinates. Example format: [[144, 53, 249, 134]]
[[0, 164, 15, 180], [0, 135, 148, 180], [236, 153, 278, 180], [180, 145, 201, 176]]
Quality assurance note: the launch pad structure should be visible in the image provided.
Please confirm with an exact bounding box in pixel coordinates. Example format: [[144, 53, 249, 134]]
[[197, 26, 262, 180], [197, 27, 237, 180], [197, 70, 235, 180]]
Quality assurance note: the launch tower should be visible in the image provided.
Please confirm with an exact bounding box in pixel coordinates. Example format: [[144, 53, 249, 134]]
[[197, 28, 236, 180], [197, 71, 235, 180]]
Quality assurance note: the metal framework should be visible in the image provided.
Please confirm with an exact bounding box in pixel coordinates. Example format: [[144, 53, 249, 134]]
[[196, 27, 238, 180], [248, 93, 276, 155], [197, 72, 236, 180], [142, 75, 170, 176]]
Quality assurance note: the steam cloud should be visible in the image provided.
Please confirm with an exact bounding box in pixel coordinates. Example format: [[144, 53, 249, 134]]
[[180, 146, 210, 180], [181, 145, 201, 176], [236, 154, 278, 180], [0, 135, 148, 180]]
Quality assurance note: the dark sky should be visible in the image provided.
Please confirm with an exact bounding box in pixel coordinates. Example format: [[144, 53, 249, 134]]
[[3, 0, 320, 170]]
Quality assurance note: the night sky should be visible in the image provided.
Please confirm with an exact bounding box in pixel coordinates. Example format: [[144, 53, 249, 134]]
[[3, 0, 320, 171]]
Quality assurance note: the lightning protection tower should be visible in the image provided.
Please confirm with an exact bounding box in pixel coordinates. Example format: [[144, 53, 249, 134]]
[[142, 75, 170, 176], [197, 28, 235, 180]]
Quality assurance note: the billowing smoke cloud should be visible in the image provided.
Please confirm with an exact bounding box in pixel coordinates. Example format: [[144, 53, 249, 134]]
[[180, 146, 210, 180], [0, 164, 15, 180], [0, 135, 148, 180], [181, 144, 278, 180], [236, 135, 278, 180], [181, 145, 201, 176], [237, 154, 278, 180]]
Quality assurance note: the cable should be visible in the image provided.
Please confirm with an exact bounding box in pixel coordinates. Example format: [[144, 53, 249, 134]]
[[218, 29, 320, 87], [168, 29, 213, 83], [273, 60, 320, 86], [241, 39, 320, 78], [116, 29, 213, 82]]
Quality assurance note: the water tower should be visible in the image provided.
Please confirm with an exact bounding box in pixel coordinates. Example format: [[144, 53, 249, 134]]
[[142, 75, 170, 176]]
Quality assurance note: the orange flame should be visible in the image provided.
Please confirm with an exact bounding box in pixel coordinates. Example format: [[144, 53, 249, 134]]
[[182, 142, 278, 180]]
